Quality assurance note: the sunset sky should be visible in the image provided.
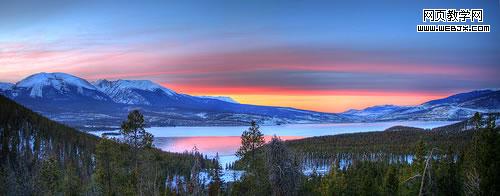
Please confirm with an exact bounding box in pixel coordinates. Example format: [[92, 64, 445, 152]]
[[0, 0, 499, 112]]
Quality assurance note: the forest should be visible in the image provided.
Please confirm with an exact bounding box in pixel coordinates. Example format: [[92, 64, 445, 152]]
[[229, 114, 499, 195], [0, 95, 215, 195], [1, 93, 499, 195]]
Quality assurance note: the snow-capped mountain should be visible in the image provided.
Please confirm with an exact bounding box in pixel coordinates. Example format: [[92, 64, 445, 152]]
[[423, 89, 500, 110], [423, 89, 498, 107], [93, 79, 177, 105], [0, 73, 115, 118], [1, 72, 498, 129], [344, 89, 500, 121], [343, 105, 409, 120], [0, 72, 346, 128], [196, 96, 238, 103], [4, 73, 110, 101]]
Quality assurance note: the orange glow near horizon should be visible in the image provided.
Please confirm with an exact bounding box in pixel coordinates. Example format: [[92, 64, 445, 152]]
[[166, 83, 448, 112], [213, 94, 442, 113]]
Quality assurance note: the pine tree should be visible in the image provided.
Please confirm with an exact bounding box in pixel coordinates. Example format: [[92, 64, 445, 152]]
[[95, 138, 118, 195], [436, 147, 460, 196], [486, 114, 496, 129], [236, 121, 265, 163], [413, 140, 426, 172], [236, 121, 264, 172], [120, 109, 154, 193], [472, 112, 483, 130], [120, 110, 153, 150], [384, 166, 399, 195], [409, 140, 426, 194], [38, 157, 61, 195], [474, 115, 499, 194], [208, 153, 224, 196]]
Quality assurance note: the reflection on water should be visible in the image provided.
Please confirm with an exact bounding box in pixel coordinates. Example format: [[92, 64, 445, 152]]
[[146, 121, 457, 137], [91, 121, 457, 167], [155, 136, 303, 156], [154, 136, 304, 167]]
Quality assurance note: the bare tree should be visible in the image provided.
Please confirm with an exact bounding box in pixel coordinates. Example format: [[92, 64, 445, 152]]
[[266, 136, 302, 196], [189, 146, 202, 195]]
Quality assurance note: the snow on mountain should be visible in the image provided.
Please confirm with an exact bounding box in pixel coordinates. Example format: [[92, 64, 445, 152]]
[[342, 89, 500, 121], [342, 105, 408, 119], [15, 72, 98, 98], [423, 89, 498, 107], [92, 79, 177, 105], [0, 82, 14, 91], [1, 72, 498, 128], [197, 96, 239, 104], [94, 79, 175, 95], [379, 90, 499, 120]]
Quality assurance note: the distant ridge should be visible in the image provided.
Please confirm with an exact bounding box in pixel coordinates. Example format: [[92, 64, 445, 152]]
[[342, 89, 500, 121], [0, 72, 498, 129], [196, 96, 239, 104]]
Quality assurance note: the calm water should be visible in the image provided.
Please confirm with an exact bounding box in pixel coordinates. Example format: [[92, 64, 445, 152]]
[[91, 121, 457, 167]]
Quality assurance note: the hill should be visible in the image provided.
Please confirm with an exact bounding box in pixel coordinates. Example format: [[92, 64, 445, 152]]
[[0, 94, 211, 195], [229, 113, 500, 195], [285, 122, 475, 158], [343, 89, 500, 121]]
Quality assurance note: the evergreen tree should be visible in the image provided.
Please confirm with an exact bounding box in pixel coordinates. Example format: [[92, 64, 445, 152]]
[[412, 140, 426, 174], [208, 153, 224, 196], [38, 157, 61, 195], [236, 121, 265, 161], [473, 116, 499, 194], [436, 147, 460, 196], [319, 164, 346, 195], [120, 110, 153, 150], [472, 112, 483, 130], [62, 161, 82, 195], [486, 114, 496, 129], [410, 140, 426, 194], [95, 138, 118, 195], [384, 166, 399, 195], [120, 109, 154, 192]]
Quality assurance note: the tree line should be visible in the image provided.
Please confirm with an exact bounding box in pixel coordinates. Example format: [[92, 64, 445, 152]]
[[0, 95, 215, 195], [229, 113, 499, 195]]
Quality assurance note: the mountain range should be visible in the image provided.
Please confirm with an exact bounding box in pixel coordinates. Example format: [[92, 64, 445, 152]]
[[0, 73, 347, 129], [342, 89, 500, 121], [0, 72, 498, 130]]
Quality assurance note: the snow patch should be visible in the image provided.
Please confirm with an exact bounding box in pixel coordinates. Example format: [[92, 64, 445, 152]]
[[197, 96, 238, 104], [16, 72, 97, 97], [93, 79, 176, 95], [92, 79, 177, 105]]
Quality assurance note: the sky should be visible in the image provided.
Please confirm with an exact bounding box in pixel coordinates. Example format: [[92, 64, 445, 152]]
[[0, 0, 499, 112]]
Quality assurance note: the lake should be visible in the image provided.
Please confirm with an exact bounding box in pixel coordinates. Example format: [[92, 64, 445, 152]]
[[91, 121, 457, 167]]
